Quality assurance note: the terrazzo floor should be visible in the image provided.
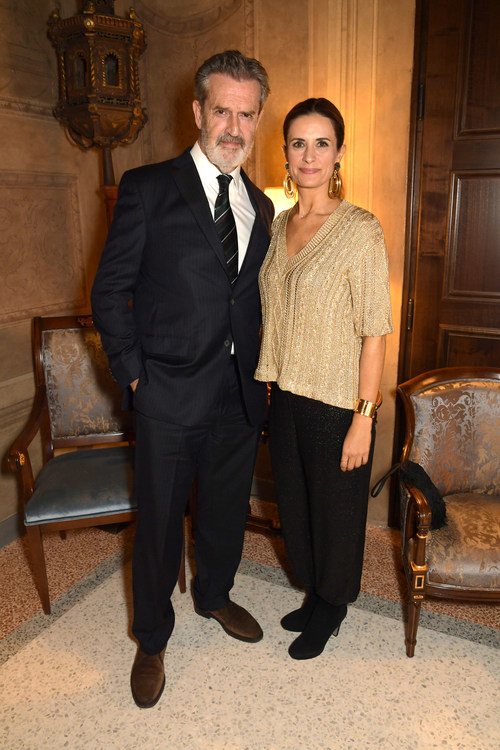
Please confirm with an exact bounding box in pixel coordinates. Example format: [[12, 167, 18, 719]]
[[0, 557, 499, 749], [1, 502, 498, 640], [0, 503, 499, 749]]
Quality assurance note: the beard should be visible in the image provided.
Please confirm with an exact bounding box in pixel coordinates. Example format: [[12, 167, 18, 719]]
[[200, 126, 253, 173]]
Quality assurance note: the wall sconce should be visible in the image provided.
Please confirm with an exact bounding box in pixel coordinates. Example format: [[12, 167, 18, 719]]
[[264, 188, 296, 218], [48, 0, 147, 225]]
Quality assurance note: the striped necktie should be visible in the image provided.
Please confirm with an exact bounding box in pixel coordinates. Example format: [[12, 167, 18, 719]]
[[214, 174, 238, 284]]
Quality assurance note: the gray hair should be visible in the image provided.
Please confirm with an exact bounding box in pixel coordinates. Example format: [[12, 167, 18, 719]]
[[194, 50, 270, 112]]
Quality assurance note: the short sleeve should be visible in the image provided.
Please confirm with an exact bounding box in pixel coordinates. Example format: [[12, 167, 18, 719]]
[[349, 214, 393, 338]]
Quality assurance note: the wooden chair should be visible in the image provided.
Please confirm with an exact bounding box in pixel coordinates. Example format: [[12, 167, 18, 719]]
[[397, 366, 500, 656], [8, 315, 186, 614]]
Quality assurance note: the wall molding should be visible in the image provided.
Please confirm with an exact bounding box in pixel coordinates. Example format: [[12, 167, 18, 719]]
[[0, 0, 56, 111], [0, 97, 53, 119], [0, 399, 33, 546], [310, 0, 379, 210], [0, 375, 33, 411], [0, 170, 86, 324], [0, 513, 22, 549], [136, 0, 242, 37]]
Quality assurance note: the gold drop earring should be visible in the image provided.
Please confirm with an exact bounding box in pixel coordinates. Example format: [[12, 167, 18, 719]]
[[328, 162, 342, 199], [283, 162, 295, 199]]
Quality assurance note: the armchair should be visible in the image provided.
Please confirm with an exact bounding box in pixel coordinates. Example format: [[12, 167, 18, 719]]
[[397, 366, 500, 656], [8, 315, 186, 614]]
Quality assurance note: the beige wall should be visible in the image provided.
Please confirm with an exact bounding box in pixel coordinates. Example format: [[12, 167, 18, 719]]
[[0, 0, 414, 542], [256, 0, 415, 523]]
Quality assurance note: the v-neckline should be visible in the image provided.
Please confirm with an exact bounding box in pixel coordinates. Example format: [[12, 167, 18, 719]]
[[282, 200, 347, 263]]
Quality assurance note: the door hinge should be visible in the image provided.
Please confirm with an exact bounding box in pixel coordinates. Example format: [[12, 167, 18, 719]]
[[407, 298, 414, 332], [417, 82, 425, 120]]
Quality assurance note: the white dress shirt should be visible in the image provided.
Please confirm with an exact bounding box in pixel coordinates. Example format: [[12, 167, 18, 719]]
[[190, 141, 256, 272]]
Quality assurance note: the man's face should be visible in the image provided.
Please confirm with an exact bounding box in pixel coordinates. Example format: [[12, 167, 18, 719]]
[[193, 73, 262, 173]]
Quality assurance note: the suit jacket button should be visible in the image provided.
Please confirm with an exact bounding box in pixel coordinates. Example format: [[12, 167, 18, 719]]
[[230, 298, 235, 305], [224, 339, 231, 348]]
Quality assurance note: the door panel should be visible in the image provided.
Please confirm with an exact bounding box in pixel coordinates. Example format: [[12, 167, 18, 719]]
[[402, 0, 500, 379], [390, 0, 500, 525]]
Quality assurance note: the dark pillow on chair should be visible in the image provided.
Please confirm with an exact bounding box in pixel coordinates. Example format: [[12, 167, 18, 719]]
[[400, 460, 447, 530], [371, 460, 447, 530]]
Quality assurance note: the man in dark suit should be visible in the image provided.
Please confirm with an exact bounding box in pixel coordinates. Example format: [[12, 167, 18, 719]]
[[91, 50, 273, 708]]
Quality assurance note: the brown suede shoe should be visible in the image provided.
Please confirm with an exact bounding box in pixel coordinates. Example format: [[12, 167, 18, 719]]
[[194, 600, 263, 642], [130, 647, 166, 709]]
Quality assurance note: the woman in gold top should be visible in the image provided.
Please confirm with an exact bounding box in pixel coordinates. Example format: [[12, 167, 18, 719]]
[[255, 98, 393, 659]]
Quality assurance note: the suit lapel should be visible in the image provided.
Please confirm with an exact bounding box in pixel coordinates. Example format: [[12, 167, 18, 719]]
[[237, 170, 266, 280], [172, 149, 229, 274], [171, 150, 267, 285]]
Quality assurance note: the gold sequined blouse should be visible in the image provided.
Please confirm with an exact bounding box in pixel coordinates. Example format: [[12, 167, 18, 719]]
[[254, 200, 393, 410]]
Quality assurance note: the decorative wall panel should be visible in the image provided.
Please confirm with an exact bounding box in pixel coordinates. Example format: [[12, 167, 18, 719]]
[[0, 0, 56, 114], [446, 172, 500, 299], [458, 0, 500, 136], [309, 0, 379, 208], [439, 326, 500, 368], [0, 171, 86, 323]]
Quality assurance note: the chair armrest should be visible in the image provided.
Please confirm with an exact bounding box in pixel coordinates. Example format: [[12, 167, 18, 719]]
[[7, 386, 47, 505], [401, 481, 432, 567]]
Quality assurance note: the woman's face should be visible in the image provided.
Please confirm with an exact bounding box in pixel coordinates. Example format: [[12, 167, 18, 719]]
[[284, 113, 346, 192]]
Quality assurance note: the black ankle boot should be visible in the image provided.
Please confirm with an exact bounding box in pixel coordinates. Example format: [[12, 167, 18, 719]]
[[288, 599, 347, 660], [280, 591, 318, 632]]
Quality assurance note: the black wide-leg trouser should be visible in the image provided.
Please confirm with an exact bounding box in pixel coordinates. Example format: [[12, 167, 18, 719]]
[[269, 385, 375, 606], [132, 358, 260, 656]]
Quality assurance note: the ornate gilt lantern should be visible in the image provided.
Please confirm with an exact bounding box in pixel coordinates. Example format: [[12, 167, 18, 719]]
[[48, 0, 147, 202]]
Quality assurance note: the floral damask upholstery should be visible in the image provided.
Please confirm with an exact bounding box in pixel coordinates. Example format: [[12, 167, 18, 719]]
[[408, 380, 500, 497], [406, 493, 500, 590], [42, 328, 132, 439], [397, 368, 500, 656], [406, 379, 500, 590]]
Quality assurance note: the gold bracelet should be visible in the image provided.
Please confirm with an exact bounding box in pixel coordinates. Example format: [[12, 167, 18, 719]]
[[354, 398, 377, 419]]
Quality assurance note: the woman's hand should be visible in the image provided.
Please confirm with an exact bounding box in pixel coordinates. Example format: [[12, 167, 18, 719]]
[[339, 334, 386, 471], [340, 413, 373, 471]]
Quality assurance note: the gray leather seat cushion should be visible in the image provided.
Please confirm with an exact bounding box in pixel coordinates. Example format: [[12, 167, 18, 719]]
[[25, 445, 136, 525]]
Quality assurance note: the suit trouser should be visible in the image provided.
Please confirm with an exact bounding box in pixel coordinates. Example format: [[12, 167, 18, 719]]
[[131, 357, 260, 655], [269, 385, 375, 606]]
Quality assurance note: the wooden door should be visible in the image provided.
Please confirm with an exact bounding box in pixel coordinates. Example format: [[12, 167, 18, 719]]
[[400, 0, 500, 379], [389, 0, 500, 525]]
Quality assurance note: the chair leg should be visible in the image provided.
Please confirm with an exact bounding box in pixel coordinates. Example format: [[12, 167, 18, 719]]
[[178, 515, 187, 594], [406, 598, 422, 657], [25, 525, 51, 615]]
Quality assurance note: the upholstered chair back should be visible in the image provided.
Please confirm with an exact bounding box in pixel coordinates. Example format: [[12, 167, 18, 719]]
[[38, 322, 133, 447], [397, 367, 500, 656], [407, 379, 500, 497]]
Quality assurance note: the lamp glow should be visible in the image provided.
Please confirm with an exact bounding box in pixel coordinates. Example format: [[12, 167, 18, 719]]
[[264, 187, 296, 218]]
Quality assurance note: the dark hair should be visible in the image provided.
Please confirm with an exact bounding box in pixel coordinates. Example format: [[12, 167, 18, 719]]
[[194, 50, 270, 112], [283, 98, 345, 147]]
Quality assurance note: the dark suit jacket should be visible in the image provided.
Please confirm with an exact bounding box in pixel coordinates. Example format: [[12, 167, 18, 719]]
[[91, 147, 274, 427]]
